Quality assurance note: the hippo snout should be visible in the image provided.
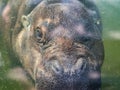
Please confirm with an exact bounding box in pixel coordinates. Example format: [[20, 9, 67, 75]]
[[35, 50, 97, 90], [35, 37, 96, 79], [37, 54, 87, 76]]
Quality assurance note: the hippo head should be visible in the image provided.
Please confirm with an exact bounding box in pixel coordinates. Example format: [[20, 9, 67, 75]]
[[15, 0, 104, 90]]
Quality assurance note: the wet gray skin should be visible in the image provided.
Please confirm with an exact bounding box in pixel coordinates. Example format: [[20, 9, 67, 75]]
[[1, 0, 104, 90]]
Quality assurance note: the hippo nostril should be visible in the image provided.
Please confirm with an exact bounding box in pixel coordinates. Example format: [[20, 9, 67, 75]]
[[51, 60, 63, 74], [77, 58, 86, 70], [72, 58, 86, 72]]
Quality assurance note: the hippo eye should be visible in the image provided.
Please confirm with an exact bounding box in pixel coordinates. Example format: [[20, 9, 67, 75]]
[[34, 27, 43, 40]]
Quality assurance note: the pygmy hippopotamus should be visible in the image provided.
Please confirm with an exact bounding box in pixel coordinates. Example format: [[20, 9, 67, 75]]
[[0, 0, 104, 90]]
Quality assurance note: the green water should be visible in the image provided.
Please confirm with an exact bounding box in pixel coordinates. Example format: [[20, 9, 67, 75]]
[[0, 33, 28, 90], [96, 0, 120, 90], [0, 0, 120, 90]]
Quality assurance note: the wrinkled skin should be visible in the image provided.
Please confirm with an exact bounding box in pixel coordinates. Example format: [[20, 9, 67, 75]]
[[0, 0, 104, 90]]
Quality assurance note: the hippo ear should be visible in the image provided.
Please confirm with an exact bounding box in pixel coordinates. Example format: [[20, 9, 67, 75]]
[[21, 15, 30, 28]]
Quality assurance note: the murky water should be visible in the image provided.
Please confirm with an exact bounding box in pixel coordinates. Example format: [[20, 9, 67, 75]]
[[0, 0, 120, 90], [95, 0, 120, 90]]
